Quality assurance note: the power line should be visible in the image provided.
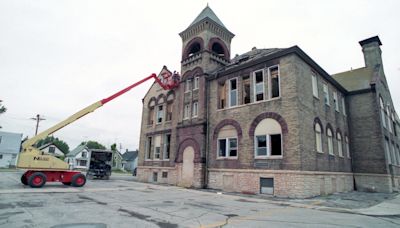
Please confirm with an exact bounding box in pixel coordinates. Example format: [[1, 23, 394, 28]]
[[30, 114, 46, 136]]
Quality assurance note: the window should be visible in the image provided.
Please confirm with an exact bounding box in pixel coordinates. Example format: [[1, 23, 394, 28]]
[[253, 70, 264, 101], [146, 137, 152, 160], [254, 118, 282, 158], [156, 105, 164, 123], [79, 160, 87, 167], [82, 151, 87, 158], [387, 106, 392, 132], [193, 77, 199, 90], [393, 112, 397, 136], [0, 154, 2, 159], [184, 104, 190, 119], [218, 82, 226, 109], [327, 128, 333, 155], [323, 84, 329, 106], [392, 142, 398, 165], [162, 172, 168, 178], [342, 97, 346, 116], [315, 123, 323, 153], [12, 154, 17, 159], [345, 136, 350, 158], [148, 107, 154, 125], [337, 132, 343, 157], [49, 146, 55, 154], [218, 138, 238, 158], [229, 78, 238, 107], [154, 136, 161, 159], [242, 75, 251, 104], [269, 66, 280, 98], [192, 101, 198, 117], [384, 138, 391, 164], [163, 134, 171, 160], [185, 79, 192, 92], [333, 92, 339, 112], [312, 72, 319, 98], [166, 103, 172, 121], [380, 97, 386, 128]]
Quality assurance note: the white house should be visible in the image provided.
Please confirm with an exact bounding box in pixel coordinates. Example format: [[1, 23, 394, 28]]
[[0, 131, 22, 168], [39, 143, 65, 158], [65, 144, 90, 170]]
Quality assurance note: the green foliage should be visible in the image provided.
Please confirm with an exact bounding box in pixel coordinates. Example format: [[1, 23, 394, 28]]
[[110, 143, 117, 152], [36, 136, 70, 154], [81, 140, 106, 150]]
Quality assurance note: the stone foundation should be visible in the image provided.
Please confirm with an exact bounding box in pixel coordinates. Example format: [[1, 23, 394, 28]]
[[208, 168, 354, 198], [354, 173, 400, 193]]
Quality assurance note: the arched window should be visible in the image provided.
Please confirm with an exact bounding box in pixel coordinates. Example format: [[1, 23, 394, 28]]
[[217, 125, 238, 158], [315, 122, 323, 153], [345, 136, 350, 158], [327, 127, 334, 155], [254, 118, 282, 158], [148, 99, 156, 125], [380, 96, 386, 128], [337, 132, 343, 157], [188, 42, 201, 57], [212, 42, 225, 57]]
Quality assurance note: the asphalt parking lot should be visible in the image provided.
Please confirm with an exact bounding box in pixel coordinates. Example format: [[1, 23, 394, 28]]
[[0, 170, 399, 228]]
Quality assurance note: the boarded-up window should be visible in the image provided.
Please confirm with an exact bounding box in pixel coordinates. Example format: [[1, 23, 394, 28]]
[[270, 66, 280, 98], [166, 103, 172, 121], [218, 82, 226, 109], [148, 107, 154, 125], [242, 75, 251, 104]]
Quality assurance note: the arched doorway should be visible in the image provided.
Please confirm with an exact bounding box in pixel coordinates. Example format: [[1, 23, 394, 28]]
[[181, 146, 194, 187]]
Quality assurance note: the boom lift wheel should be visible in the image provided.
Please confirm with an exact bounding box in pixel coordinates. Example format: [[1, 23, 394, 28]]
[[71, 173, 86, 187], [21, 174, 28, 185], [28, 172, 47, 188]]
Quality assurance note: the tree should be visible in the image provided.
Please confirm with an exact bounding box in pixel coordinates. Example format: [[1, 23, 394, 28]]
[[81, 140, 106, 150], [110, 143, 117, 152], [0, 100, 6, 129], [36, 136, 70, 155]]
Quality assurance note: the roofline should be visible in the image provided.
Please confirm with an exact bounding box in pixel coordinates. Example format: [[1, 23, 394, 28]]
[[217, 46, 348, 94], [179, 17, 235, 38]]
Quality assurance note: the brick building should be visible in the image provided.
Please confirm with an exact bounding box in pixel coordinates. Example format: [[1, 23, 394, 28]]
[[137, 6, 400, 198]]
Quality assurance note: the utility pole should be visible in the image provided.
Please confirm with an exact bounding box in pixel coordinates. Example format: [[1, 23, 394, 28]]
[[31, 114, 46, 136]]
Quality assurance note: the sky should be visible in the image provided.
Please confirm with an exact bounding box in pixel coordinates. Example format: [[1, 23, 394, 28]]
[[1, 0, 399, 152]]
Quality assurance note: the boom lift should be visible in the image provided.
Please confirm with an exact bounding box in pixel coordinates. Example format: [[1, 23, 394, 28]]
[[17, 70, 180, 188]]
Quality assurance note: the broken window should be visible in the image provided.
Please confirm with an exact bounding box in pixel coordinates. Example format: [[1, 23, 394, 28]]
[[242, 75, 251, 104], [254, 118, 283, 158], [218, 138, 237, 158], [229, 78, 237, 107], [154, 136, 161, 159], [270, 66, 280, 98], [253, 70, 264, 101], [163, 134, 171, 160], [156, 105, 164, 123], [270, 134, 282, 156], [218, 81, 226, 109]]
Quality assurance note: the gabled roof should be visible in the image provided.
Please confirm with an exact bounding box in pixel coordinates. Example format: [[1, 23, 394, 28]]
[[122, 150, 138, 161], [332, 67, 374, 91], [189, 5, 226, 29], [66, 144, 88, 157], [38, 142, 64, 152]]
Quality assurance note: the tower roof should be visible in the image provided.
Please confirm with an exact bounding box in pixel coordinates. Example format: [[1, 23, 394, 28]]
[[189, 5, 226, 29]]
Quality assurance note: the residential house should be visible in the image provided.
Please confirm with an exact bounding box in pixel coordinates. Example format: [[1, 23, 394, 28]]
[[0, 131, 22, 168], [112, 150, 123, 170], [122, 150, 138, 173], [39, 143, 65, 159], [65, 144, 90, 170], [137, 6, 400, 197]]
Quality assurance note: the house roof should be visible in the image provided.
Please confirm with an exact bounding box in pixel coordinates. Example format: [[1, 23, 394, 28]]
[[189, 5, 226, 29], [332, 67, 374, 91], [38, 142, 61, 151], [122, 151, 138, 161], [226, 48, 284, 70], [66, 144, 88, 157]]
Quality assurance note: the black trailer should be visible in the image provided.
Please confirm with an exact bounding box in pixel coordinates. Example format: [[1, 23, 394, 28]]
[[86, 149, 113, 180]]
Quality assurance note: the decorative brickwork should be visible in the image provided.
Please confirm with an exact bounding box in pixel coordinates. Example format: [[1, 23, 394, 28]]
[[248, 112, 289, 138]]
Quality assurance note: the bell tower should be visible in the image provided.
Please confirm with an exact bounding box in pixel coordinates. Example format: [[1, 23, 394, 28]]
[[179, 5, 235, 75]]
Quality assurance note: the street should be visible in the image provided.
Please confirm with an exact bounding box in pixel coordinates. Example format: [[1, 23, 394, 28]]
[[0, 171, 399, 228]]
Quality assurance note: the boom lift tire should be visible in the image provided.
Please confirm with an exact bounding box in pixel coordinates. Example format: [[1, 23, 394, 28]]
[[71, 173, 86, 187], [21, 174, 28, 185], [28, 172, 46, 188]]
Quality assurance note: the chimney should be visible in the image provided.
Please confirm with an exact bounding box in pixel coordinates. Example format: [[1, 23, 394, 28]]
[[359, 36, 383, 69]]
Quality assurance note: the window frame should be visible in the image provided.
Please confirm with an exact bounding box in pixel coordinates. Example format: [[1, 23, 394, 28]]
[[183, 104, 190, 120], [217, 137, 238, 159], [192, 101, 198, 117], [254, 134, 282, 158], [323, 83, 330, 106], [185, 79, 192, 93], [380, 97, 386, 128], [228, 78, 238, 107], [193, 77, 199, 90], [156, 105, 164, 124], [333, 91, 339, 112], [315, 123, 323, 153], [145, 136, 152, 160], [337, 132, 343, 157], [312, 72, 319, 98], [253, 70, 265, 102], [268, 65, 280, 99], [163, 134, 171, 160], [327, 128, 334, 155], [342, 97, 347, 116]]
